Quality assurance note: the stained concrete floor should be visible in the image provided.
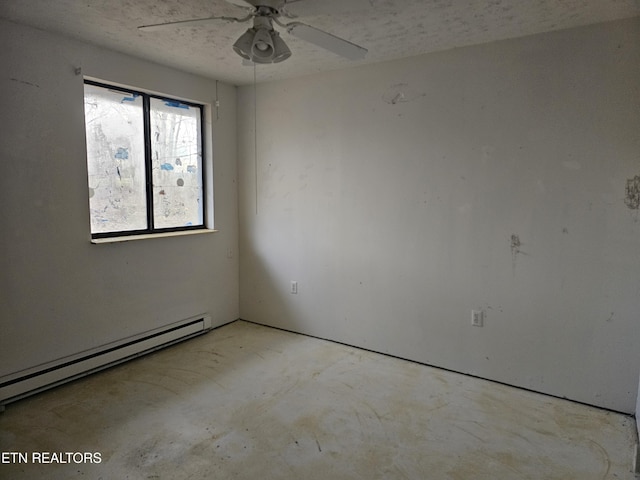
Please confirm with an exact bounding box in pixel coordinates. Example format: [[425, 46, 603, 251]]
[[0, 320, 636, 479]]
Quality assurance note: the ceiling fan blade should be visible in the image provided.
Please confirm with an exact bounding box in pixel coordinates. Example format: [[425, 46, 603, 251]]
[[283, 0, 373, 17], [286, 22, 367, 60], [138, 15, 249, 32]]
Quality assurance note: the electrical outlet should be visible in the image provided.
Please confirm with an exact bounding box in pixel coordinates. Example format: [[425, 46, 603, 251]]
[[291, 281, 298, 294], [471, 310, 484, 327]]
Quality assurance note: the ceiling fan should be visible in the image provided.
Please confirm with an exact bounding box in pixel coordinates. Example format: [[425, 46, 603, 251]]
[[138, 0, 369, 64]]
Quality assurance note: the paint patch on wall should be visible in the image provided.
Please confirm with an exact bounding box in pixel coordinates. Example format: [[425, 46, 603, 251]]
[[561, 160, 581, 170], [624, 175, 640, 210]]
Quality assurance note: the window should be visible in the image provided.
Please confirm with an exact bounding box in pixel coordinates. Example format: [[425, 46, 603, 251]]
[[83, 80, 206, 239]]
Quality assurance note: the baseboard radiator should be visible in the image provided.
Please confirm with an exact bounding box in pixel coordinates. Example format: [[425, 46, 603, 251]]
[[0, 314, 212, 407]]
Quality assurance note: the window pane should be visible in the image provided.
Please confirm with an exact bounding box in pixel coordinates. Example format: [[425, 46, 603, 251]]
[[84, 84, 147, 234], [150, 98, 203, 229]]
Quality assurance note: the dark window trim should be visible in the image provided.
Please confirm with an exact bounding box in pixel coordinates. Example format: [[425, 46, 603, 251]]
[[84, 80, 207, 239]]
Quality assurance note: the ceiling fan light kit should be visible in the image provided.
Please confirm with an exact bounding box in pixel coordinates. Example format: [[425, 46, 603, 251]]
[[232, 29, 256, 60], [233, 15, 292, 64], [139, 0, 367, 65], [271, 31, 292, 63]]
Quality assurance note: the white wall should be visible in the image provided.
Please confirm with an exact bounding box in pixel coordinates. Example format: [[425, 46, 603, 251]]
[[0, 20, 239, 378], [238, 18, 640, 413]]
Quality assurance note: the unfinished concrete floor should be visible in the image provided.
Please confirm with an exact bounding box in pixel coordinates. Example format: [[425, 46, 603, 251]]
[[0, 320, 636, 479]]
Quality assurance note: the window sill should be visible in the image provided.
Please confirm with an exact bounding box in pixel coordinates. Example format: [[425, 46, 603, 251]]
[[91, 229, 218, 244]]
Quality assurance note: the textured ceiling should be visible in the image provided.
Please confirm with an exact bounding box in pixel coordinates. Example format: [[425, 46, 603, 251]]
[[1, 0, 639, 85]]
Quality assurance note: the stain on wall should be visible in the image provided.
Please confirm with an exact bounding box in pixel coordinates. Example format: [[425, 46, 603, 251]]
[[510, 234, 524, 274], [381, 83, 426, 105], [624, 175, 640, 210], [510, 234, 522, 258]]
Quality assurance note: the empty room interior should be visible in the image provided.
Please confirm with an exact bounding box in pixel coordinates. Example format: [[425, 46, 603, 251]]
[[1, 0, 639, 478]]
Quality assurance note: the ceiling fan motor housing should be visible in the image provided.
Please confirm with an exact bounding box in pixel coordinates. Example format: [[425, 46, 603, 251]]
[[247, 0, 284, 13]]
